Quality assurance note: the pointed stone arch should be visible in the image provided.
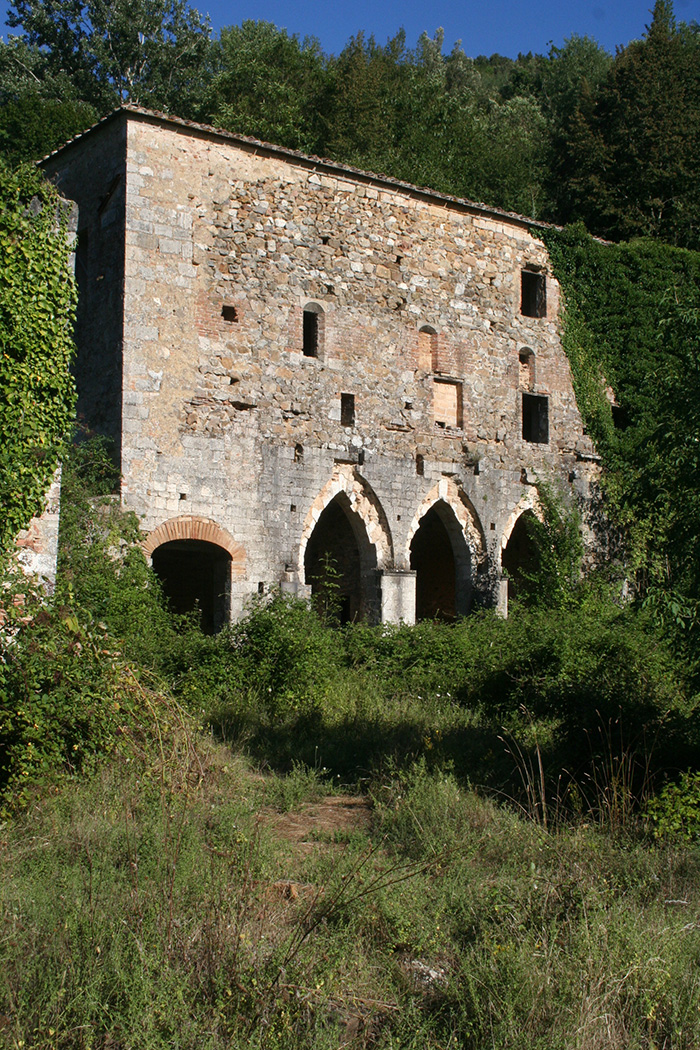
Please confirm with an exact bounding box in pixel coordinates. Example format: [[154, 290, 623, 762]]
[[406, 479, 486, 619], [299, 466, 393, 623], [498, 493, 542, 572], [406, 478, 486, 568], [499, 494, 544, 607], [298, 465, 393, 575]]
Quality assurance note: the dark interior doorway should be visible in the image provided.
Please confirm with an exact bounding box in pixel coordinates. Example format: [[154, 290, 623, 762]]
[[502, 512, 540, 604], [152, 540, 231, 633], [304, 498, 364, 623], [410, 505, 459, 621]]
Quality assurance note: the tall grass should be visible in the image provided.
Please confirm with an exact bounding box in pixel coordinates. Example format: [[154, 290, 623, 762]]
[[3, 732, 700, 1049]]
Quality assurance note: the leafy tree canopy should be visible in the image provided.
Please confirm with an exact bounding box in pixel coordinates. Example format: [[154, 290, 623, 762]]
[[563, 0, 700, 247], [6, 0, 213, 113]]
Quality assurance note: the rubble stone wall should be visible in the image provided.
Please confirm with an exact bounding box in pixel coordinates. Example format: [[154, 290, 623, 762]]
[[44, 111, 600, 621]]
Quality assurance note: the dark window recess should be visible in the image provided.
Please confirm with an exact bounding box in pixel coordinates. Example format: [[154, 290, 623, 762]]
[[294, 443, 304, 462], [611, 404, 630, 430], [341, 393, 355, 427], [416, 453, 425, 476], [522, 393, 549, 444], [222, 305, 238, 322], [521, 271, 546, 318], [258, 582, 265, 595], [303, 310, 319, 357]]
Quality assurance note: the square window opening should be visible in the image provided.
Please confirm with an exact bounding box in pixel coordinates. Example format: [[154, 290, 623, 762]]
[[522, 393, 549, 444], [222, 305, 239, 322]]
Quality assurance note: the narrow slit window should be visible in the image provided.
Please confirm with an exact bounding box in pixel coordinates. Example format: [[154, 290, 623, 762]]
[[521, 271, 546, 318], [419, 324, 438, 371], [303, 304, 323, 358], [522, 393, 549, 444], [303, 310, 318, 356], [341, 393, 355, 427]]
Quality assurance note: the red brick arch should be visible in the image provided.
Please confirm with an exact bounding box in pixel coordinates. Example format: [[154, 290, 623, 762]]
[[142, 515, 246, 578]]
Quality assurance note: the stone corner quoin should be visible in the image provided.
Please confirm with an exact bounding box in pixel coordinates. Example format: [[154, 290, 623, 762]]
[[41, 107, 600, 629]]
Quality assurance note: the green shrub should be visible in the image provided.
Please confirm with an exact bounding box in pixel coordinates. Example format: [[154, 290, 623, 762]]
[[647, 770, 700, 841]]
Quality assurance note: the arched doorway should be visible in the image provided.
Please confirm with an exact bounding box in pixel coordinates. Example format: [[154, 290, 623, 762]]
[[501, 511, 540, 604], [304, 495, 376, 623], [409, 501, 472, 621], [152, 540, 231, 633]]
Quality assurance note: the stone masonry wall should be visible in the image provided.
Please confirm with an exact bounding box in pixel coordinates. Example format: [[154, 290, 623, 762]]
[[45, 110, 600, 621]]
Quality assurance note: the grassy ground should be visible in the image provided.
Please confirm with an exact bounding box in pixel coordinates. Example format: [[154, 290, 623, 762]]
[[2, 694, 700, 1050]]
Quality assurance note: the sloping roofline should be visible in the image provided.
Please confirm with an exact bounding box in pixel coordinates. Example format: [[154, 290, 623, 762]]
[[40, 105, 557, 234]]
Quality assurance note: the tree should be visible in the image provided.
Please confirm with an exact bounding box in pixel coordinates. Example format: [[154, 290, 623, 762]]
[[0, 37, 97, 164], [563, 1, 700, 247], [0, 163, 76, 548], [205, 21, 330, 154], [6, 0, 213, 115]]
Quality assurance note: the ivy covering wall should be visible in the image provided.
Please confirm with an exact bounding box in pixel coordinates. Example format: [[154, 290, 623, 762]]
[[0, 163, 76, 548], [542, 224, 700, 635]]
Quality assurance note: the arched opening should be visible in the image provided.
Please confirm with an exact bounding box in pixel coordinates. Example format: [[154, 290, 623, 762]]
[[502, 511, 540, 604], [518, 347, 535, 391], [152, 540, 231, 633], [409, 501, 472, 621], [304, 496, 376, 623]]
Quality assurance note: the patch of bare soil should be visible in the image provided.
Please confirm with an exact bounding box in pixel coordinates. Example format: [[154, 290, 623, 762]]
[[268, 795, 372, 850]]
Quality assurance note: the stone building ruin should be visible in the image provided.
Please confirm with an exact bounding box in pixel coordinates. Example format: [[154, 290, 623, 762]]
[[42, 107, 600, 629]]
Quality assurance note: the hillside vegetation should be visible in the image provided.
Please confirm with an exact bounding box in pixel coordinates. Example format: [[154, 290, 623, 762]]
[[1, 1, 699, 247]]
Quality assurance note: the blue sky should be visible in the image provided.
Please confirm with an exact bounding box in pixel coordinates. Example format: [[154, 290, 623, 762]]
[[1, 0, 699, 58]]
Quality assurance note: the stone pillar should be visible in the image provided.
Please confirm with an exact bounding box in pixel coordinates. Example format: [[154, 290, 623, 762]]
[[380, 570, 416, 625], [496, 577, 509, 618]]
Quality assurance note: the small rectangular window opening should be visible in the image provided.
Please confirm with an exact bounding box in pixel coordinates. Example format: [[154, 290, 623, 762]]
[[222, 305, 239, 322], [416, 453, 425, 476], [341, 393, 355, 427], [303, 310, 318, 357], [521, 271, 546, 318], [522, 393, 549, 444], [433, 379, 462, 429]]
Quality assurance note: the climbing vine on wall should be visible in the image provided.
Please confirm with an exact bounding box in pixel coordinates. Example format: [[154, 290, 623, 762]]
[[0, 163, 76, 548], [542, 223, 700, 637]]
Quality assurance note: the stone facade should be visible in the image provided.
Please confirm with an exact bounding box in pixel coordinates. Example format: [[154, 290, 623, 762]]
[[42, 107, 599, 626]]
